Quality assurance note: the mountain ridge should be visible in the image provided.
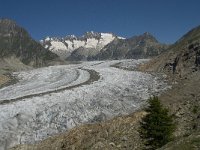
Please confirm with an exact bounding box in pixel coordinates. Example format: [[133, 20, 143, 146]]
[[40, 32, 119, 60], [0, 18, 59, 70], [41, 31, 167, 61], [93, 32, 167, 60]]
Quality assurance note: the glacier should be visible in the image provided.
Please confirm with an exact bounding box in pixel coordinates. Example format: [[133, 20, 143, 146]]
[[0, 59, 169, 150]]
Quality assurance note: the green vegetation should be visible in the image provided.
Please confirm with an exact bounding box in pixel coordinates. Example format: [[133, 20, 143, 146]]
[[139, 96, 176, 150], [158, 133, 200, 150], [192, 105, 199, 114]]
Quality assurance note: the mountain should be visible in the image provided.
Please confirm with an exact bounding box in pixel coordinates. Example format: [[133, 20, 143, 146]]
[[144, 25, 200, 77], [40, 32, 120, 60], [41, 32, 167, 61], [0, 19, 59, 69], [93, 32, 168, 60], [141, 25, 200, 149]]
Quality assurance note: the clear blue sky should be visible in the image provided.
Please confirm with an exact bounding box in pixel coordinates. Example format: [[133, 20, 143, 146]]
[[0, 0, 200, 44]]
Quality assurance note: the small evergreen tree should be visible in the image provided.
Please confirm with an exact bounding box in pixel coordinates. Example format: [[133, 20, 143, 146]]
[[139, 96, 175, 150]]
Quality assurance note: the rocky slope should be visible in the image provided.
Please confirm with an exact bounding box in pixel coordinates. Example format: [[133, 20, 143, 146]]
[[140, 25, 200, 149], [0, 19, 59, 69], [142, 25, 200, 76], [41, 32, 167, 61], [10, 111, 146, 150], [158, 132, 200, 150], [93, 32, 167, 60]]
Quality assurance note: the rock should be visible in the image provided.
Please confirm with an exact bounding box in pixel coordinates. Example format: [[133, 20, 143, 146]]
[[121, 136, 128, 141], [109, 142, 116, 147], [0, 19, 59, 68]]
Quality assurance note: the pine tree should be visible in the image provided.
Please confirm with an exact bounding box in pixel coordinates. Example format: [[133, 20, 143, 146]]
[[139, 96, 175, 150]]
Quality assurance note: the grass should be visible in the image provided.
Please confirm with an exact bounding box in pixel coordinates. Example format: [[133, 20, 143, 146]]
[[159, 133, 200, 150]]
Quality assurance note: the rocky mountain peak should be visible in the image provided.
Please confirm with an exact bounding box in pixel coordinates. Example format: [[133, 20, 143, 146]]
[[83, 31, 101, 39], [83, 31, 116, 40], [143, 32, 154, 37], [0, 18, 25, 35], [41, 31, 166, 61], [65, 34, 77, 40], [0, 18, 58, 67], [0, 18, 17, 26], [40, 32, 118, 59], [92, 32, 167, 60], [134, 32, 158, 43]]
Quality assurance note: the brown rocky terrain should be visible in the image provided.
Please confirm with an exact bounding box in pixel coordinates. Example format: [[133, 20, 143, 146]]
[[10, 111, 146, 150], [140, 25, 200, 149], [93, 32, 168, 60], [0, 75, 10, 86]]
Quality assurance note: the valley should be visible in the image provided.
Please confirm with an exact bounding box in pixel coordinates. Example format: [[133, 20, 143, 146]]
[[0, 59, 169, 150], [0, 15, 199, 149]]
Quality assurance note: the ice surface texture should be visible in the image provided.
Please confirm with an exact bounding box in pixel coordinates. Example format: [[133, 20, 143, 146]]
[[0, 59, 169, 150]]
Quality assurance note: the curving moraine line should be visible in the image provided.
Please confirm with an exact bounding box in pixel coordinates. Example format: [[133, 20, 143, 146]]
[[0, 69, 100, 105], [110, 62, 137, 71]]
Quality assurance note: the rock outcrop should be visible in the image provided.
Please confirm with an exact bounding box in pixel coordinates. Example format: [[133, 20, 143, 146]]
[[10, 111, 146, 150], [0, 19, 59, 68], [93, 32, 168, 60], [141, 25, 200, 149]]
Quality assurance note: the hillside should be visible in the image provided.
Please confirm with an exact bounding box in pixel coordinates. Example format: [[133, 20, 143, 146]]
[[140, 25, 200, 149], [10, 111, 146, 150], [142, 25, 200, 76], [93, 32, 167, 60], [0, 19, 59, 70]]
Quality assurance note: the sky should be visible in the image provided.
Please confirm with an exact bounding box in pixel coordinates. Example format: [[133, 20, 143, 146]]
[[0, 0, 200, 44]]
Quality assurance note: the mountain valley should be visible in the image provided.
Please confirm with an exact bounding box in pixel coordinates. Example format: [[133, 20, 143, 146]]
[[0, 18, 199, 150]]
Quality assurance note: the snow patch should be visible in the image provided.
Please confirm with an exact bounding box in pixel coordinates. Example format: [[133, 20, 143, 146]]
[[41, 32, 116, 59]]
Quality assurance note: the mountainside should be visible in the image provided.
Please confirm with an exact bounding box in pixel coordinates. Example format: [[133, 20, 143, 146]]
[[141, 25, 200, 149], [41, 32, 167, 61], [0, 19, 59, 68], [143, 25, 200, 75], [40, 32, 120, 60], [158, 132, 200, 150], [93, 32, 168, 60]]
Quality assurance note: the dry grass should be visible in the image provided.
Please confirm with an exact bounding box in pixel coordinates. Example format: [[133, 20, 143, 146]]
[[10, 111, 147, 150], [0, 75, 10, 86]]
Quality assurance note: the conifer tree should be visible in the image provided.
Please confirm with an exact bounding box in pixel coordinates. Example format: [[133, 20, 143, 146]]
[[139, 96, 175, 150]]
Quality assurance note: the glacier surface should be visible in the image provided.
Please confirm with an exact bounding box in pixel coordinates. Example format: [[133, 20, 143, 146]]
[[0, 59, 169, 150]]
